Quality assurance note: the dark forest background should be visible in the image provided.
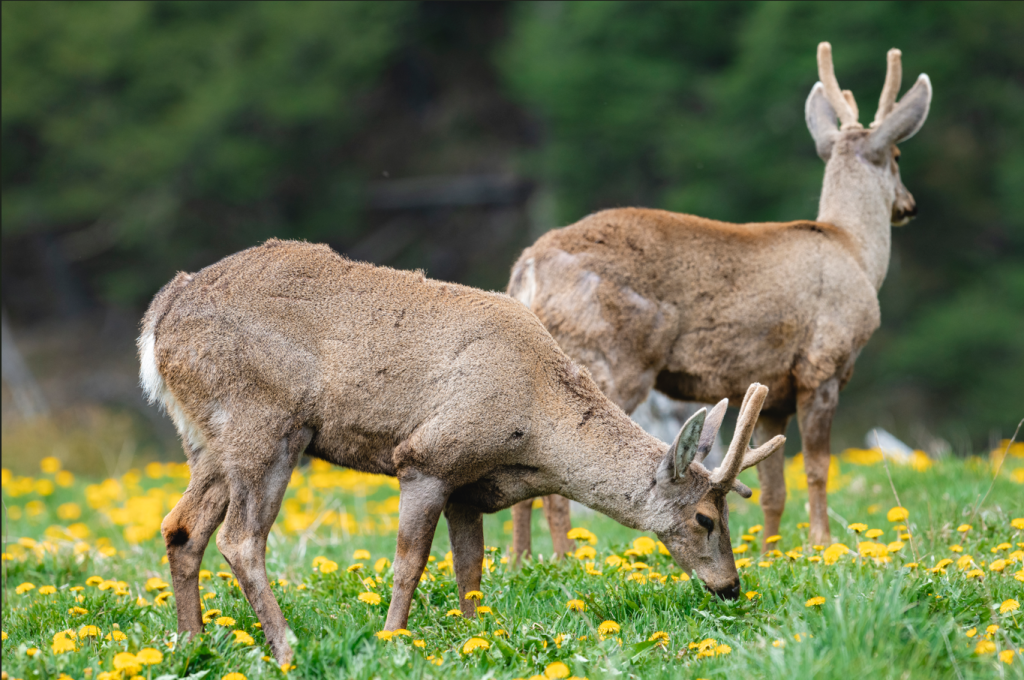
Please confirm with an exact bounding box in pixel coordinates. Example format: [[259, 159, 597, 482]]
[[2, 2, 1022, 463]]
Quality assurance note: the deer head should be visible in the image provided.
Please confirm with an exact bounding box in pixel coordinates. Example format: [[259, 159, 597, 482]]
[[648, 383, 784, 599], [806, 42, 932, 228]]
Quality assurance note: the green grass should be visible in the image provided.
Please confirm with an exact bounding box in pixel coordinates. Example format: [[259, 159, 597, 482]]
[[2, 451, 1023, 680]]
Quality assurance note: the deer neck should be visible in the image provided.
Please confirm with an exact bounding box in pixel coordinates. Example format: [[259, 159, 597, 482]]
[[816, 155, 894, 291], [539, 409, 667, 532]]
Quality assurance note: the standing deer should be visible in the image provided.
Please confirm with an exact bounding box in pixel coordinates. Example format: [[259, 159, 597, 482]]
[[139, 239, 783, 664], [509, 42, 931, 550]]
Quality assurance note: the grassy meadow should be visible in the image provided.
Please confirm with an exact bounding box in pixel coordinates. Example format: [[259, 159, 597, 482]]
[[2, 437, 1023, 680]]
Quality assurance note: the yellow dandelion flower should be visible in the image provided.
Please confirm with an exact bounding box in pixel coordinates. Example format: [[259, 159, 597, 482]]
[[374, 557, 391, 573], [376, 630, 394, 641], [597, 620, 620, 635], [233, 630, 255, 645], [462, 637, 490, 654], [999, 649, 1015, 665], [137, 648, 163, 665], [765, 535, 781, 544], [26, 647, 40, 656], [358, 592, 381, 605], [993, 542, 1012, 552], [733, 544, 749, 554], [805, 596, 826, 607], [413, 639, 426, 648], [38, 585, 57, 595], [155, 591, 172, 605], [476, 606, 493, 614], [318, 560, 339, 574], [446, 609, 462, 617], [975, 640, 997, 654], [748, 524, 763, 534], [966, 569, 984, 579], [715, 644, 732, 655], [222, 674, 247, 680], [848, 523, 868, 533], [745, 591, 759, 600], [69, 606, 88, 616], [464, 590, 483, 600], [632, 536, 657, 555], [759, 560, 773, 567], [965, 628, 977, 638], [990, 559, 1007, 572], [86, 576, 104, 586], [605, 555, 625, 567], [347, 563, 364, 572], [79, 625, 100, 638], [544, 661, 570, 679], [52, 636, 76, 654], [865, 529, 884, 539], [574, 545, 596, 560], [353, 549, 372, 561], [649, 631, 670, 645], [494, 630, 507, 637], [887, 507, 909, 522], [950, 544, 963, 553], [215, 616, 236, 627], [904, 562, 919, 569], [1012, 518, 1024, 531], [136, 596, 151, 607], [957, 524, 972, 533], [987, 624, 1000, 635], [1001, 599, 1020, 614], [16, 582, 35, 594], [735, 558, 751, 568], [822, 543, 850, 565], [393, 629, 411, 636], [202, 609, 222, 624], [145, 577, 169, 591], [567, 527, 598, 545], [566, 599, 586, 612], [113, 652, 142, 673]]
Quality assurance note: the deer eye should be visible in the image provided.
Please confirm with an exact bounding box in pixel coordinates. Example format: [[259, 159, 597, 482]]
[[696, 513, 714, 534]]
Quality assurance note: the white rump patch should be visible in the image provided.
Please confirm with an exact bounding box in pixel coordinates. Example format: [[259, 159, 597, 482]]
[[138, 324, 207, 454], [512, 258, 537, 309]]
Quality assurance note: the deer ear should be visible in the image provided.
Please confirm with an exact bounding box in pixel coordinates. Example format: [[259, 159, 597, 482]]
[[806, 82, 840, 160], [867, 74, 931, 156], [657, 407, 705, 484]]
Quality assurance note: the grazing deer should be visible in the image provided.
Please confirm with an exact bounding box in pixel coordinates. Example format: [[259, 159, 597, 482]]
[[139, 239, 783, 664], [508, 42, 932, 549]]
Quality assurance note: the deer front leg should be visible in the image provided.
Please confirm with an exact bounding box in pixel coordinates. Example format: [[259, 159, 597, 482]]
[[797, 379, 840, 546], [754, 414, 790, 545], [385, 470, 448, 631], [542, 495, 575, 557], [445, 502, 484, 617], [161, 470, 228, 638], [511, 499, 533, 564]]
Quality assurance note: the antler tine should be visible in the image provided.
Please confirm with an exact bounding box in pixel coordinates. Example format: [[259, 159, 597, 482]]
[[694, 398, 728, 464], [872, 48, 903, 127], [817, 42, 860, 129], [710, 383, 768, 485]]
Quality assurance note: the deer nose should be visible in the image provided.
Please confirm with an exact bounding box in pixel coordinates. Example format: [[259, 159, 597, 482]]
[[709, 579, 740, 600]]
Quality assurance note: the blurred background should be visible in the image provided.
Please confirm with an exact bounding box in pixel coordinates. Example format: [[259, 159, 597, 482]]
[[2, 1, 1022, 474]]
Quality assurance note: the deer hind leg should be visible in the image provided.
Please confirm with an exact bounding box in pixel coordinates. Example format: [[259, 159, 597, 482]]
[[161, 466, 229, 638], [385, 469, 448, 631], [797, 379, 840, 546], [511, 499, 533, 564], [215, 426, 310, 665], [542, 494, 575, 557], [754, 414, 790, 546], [445, 502, 484, 617]]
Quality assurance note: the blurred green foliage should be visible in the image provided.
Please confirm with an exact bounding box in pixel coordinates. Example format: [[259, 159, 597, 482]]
[[502, 2, 1024, 443], [2, 1, 411, 303], [1, 2, 1021, 446]]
